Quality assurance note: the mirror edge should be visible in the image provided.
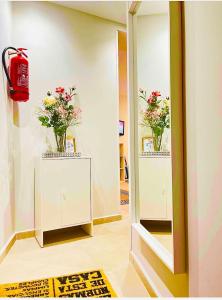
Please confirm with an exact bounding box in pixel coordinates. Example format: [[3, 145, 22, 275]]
[[128, 0, 187, 275], [170, 1, 186, 274]]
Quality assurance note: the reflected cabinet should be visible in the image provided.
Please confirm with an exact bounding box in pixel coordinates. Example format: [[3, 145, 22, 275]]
[[139, 155, 172, 221], [128, 1, 185, 273]]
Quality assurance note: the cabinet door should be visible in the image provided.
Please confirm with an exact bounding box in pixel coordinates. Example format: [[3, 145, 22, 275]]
[[139, 157, 172, 220], [60, 159, 91, 227], [41, 161, 62, 230]]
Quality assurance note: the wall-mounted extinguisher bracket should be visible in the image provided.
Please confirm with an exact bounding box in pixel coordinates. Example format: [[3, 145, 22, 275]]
[[2, 47, 29, 102]]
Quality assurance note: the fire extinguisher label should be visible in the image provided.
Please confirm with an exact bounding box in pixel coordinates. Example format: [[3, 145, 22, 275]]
[[17, 63, 28, 88]]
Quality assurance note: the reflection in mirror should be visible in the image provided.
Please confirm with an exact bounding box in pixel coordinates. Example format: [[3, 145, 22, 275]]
[[136, 1, 173, 254]]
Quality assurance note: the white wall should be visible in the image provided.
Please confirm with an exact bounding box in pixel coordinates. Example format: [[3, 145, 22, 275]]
[[11, 1, 124, 231], [0, 1, 15, 252], [137, 14, 170, 153], [185, 2, 222, 296]]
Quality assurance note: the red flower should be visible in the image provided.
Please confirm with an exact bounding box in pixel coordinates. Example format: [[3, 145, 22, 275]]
[[55, 87, 65, 94], [152, 91, 161, 97], [147, 96, 154, 104]]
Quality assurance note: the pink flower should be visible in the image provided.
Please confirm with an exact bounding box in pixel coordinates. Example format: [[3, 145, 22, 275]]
[[152, 91, 161, 97], [72, 107, 81, 119], [65, 93, 71, 102], [58, 106, 67, 117], [55, 87, 65, 94]]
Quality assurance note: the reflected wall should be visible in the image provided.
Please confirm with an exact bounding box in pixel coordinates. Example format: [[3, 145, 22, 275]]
[[136, 2, 173, 254]]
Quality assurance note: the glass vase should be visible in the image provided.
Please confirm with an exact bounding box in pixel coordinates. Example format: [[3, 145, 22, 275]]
[[54, 129, 66, 152], [152, 131, 163, 152]]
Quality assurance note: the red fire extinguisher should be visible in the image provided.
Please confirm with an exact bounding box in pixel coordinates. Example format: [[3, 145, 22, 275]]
[[2, 47, 29, 102]]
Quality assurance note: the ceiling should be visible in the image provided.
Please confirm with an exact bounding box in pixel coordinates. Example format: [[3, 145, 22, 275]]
[[52, 1, 168, 24], [53, 1, 127, 24], [138, 2, 169, 16]]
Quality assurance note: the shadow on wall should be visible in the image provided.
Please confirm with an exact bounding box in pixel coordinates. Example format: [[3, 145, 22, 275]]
[[12, 102, 19, 127]]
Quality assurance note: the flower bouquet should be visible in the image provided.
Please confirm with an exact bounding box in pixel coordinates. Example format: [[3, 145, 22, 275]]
[[37, 86, 81, 152], [139, 89, 170, 152]]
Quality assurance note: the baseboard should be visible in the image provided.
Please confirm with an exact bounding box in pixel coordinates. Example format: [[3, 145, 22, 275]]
[[16, 230, 35, 240], [130, 251, 158, 297], [0, 233, 16, 264], [93, 214, 122, 225], [0, 230, 35, 264]]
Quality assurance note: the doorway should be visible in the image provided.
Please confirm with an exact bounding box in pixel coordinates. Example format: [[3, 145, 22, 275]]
[[118, 30, 129, 218]]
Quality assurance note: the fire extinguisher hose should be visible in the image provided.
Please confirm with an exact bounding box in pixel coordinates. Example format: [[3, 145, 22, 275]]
[[2, 46, 17, 93]]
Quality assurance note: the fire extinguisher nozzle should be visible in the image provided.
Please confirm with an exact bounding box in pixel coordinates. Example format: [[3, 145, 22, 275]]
[[9, 88, 15, 94]]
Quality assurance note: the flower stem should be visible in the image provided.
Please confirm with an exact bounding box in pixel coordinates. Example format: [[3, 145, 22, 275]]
[[54, 130, 59, 151], [159, 134, 163, 151]]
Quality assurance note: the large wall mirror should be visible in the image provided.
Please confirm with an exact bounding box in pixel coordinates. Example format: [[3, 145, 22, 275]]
[[129, 1, 185, 274]]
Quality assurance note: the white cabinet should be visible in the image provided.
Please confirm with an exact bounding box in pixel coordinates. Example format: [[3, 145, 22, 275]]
[[35, 157, 92, 247], [139, 155, 172, 220]]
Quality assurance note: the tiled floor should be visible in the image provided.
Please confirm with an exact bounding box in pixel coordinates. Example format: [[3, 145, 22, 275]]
[[120, 181, 129, 192], [0, 216, 148, 297], [120, 181, 129, 206]]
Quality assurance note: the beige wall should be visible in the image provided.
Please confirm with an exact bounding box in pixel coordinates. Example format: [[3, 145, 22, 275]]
[[185, 2, 222, 296], [118, 31, 128, 162], [11, 1, 125, 231], [137, 14, 170, 153], [0, 1, 15, 253]]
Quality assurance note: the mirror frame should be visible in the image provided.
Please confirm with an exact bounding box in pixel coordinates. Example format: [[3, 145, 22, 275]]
[[128, 1, 186, 274]]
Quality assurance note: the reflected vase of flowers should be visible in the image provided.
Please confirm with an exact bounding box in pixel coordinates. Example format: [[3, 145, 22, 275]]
[[139, 89, 170, 152], [152, 130, 163, 152]]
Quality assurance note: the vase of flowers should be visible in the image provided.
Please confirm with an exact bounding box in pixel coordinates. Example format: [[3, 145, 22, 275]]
[[37, 86, 81, 152], [139, 89, 170, 152]]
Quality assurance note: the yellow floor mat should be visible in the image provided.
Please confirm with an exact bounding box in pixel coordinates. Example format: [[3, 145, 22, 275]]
[[0, 269, 117, 297]]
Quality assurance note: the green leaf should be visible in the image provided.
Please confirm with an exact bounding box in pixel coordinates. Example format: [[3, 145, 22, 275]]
[[38, 116, 46, 122]]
